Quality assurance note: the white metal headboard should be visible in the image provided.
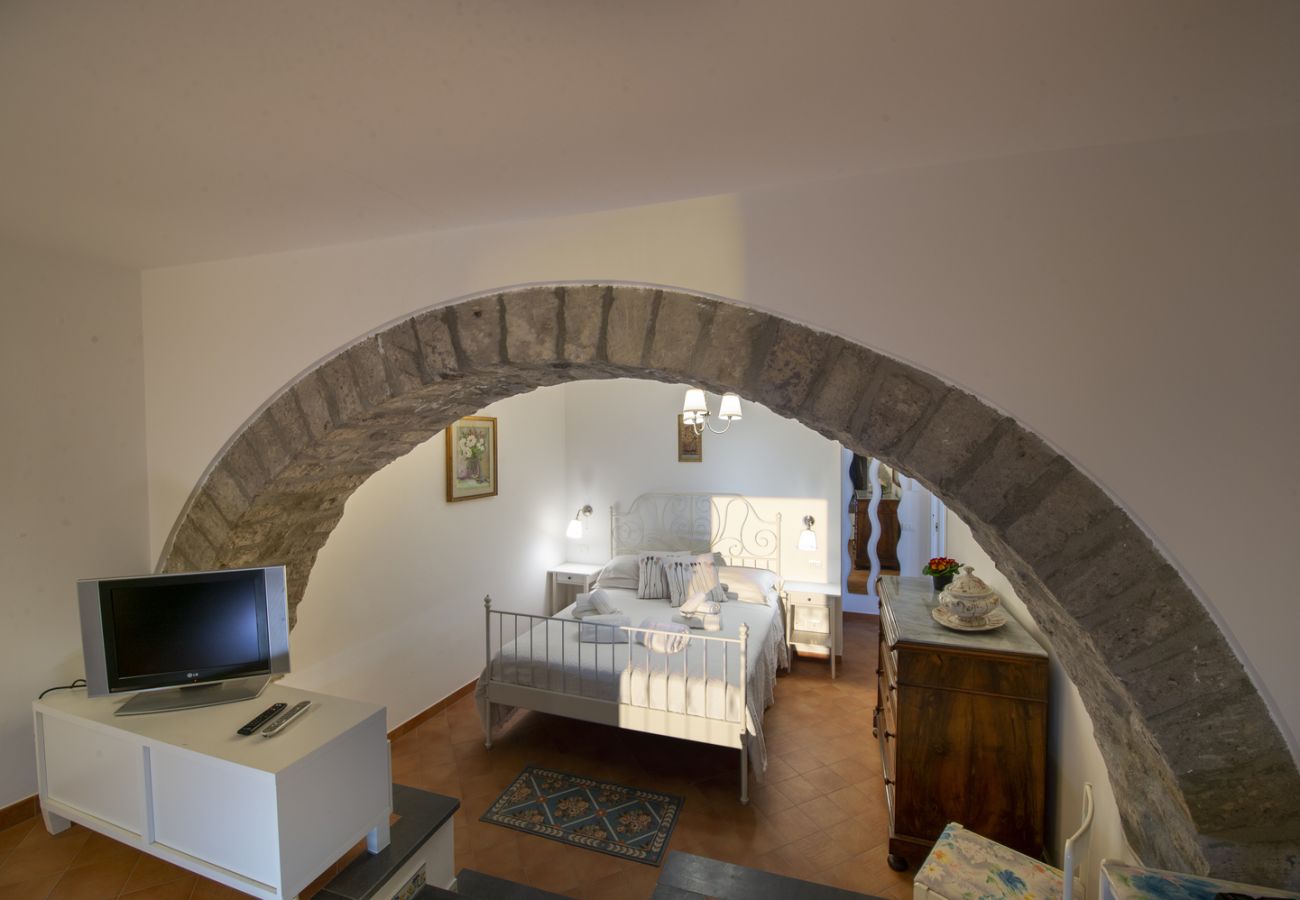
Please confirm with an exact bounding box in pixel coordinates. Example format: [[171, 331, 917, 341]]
[[610, 492, 781, 575]]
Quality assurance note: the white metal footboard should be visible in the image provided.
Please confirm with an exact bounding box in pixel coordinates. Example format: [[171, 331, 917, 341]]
[[480, 595, 753, 802]]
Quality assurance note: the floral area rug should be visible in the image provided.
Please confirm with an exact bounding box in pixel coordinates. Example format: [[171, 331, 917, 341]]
[[480, 766, 683, 866]]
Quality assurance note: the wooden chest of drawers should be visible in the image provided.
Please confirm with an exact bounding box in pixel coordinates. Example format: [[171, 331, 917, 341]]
[[875, 576, 1049, 871]]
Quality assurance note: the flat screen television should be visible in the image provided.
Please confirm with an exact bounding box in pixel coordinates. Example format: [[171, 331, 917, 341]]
[[78, 566, 290, 715]]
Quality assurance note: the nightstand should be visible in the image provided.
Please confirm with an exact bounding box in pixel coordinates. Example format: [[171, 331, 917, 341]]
[[547, 562, 604, 615], [783, 580, 843, 678]]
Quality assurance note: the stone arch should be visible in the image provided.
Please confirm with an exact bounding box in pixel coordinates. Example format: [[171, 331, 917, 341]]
[[160, 284, 1298, 887]]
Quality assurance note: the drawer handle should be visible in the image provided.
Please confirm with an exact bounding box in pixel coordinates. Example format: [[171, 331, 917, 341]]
[[884, 731, 895, 740], [888, 684, 896, 692], [883, 777, 894, 787]]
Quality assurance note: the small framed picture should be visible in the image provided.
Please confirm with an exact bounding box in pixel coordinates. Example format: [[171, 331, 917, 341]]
[[446, 416, 498, 502], [677, 414, 702, 462]]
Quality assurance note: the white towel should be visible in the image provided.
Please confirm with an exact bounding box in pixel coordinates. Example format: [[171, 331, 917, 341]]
[[691, 599, 722, 616], [573, 588, 619, 618], [579, 613, 630, 643], [700, 612, 722, 632], [635, 616, 691, 654]]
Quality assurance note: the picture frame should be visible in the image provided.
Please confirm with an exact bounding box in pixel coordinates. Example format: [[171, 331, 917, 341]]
[[446, 416, 498, 502], [677, 414, 702, 462]]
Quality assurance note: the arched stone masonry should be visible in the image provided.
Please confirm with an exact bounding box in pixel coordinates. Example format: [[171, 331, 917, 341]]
[[160, 284, 1299, 887]]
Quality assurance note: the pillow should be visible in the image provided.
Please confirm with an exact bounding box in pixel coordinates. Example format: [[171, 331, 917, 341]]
[[593, 555, 639, 591], [718, 565, 779, 605], [664, 554, 728, 611], [636, 551, 688, 599], [573, 588, 620, 618]]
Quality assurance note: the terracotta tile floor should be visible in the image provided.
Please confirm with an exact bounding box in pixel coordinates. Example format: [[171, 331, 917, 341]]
[[0, 615, 912, 900]]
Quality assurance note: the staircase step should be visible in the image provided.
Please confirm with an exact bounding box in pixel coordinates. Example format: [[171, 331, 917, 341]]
[[455, 869, 575, 900], [412, 886, 459, 900], [316, 784, 460, 900], [657, 851, 885, 900]]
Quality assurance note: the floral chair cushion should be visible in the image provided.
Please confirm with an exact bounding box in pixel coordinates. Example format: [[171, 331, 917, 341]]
[[916, 823, 1064, 900]]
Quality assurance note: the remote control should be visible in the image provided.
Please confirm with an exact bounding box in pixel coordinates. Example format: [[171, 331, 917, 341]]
[[237, 702, 286, 736], [261, 700, 311, 737]]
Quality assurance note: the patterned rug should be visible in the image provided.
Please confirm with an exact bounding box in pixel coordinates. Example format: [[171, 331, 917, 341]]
[[480, 766, 683, 866]]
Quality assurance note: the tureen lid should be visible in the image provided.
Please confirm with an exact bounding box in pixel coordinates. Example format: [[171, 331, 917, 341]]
[[943, 566, 997, 602]]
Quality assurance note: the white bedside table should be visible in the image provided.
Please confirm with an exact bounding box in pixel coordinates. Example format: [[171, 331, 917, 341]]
[[548, 562, 604, 614], [783, 580, 843, 678]]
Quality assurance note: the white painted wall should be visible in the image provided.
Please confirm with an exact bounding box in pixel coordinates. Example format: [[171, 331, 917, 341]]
[[946, 509, 1138, 895], [561, 380, 840, 584], [281, 388, 568, 731], [0, 240, 147, 807]]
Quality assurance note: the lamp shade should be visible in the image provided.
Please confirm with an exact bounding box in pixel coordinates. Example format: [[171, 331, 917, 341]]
[[566, 517, 583, 539], [718, 392, 743, 420], [683, 388, 708, 415], [797, 514, 817, 551]]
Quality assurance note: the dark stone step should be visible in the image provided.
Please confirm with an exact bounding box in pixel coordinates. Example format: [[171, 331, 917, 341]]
[[316, 784, 460, 900], [657, 851, 885, 900], [413, 886, 459, 900], [455, 869, 575, 900]]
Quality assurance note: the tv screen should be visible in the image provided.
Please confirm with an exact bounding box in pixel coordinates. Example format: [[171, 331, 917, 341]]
[[78, 566, 290, 700]]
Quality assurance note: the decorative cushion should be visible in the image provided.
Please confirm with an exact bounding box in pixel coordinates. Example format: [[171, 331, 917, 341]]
[[593, 555, 639, 591], [916, 823, 1064, 900], [663, 554, 727, 611], [636, 551, 688, 599]]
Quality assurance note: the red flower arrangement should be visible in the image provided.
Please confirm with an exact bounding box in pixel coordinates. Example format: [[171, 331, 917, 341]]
[[923, 557, 961, 577]]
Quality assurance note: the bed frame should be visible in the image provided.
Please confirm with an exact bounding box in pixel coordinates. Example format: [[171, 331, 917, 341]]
[[480, 492, 781, 803]]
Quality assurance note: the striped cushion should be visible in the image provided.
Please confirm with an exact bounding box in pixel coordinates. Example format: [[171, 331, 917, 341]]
[[637, 551, 687, 599], [663, 554, 727, 611]]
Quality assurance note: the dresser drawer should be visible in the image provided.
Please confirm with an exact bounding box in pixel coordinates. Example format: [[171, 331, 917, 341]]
[[554, 571, 589, 586]]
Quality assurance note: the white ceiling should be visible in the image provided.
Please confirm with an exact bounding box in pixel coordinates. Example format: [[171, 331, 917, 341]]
[[2, 1, 1298, 268]]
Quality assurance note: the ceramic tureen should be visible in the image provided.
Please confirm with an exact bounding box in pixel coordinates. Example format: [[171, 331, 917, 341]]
[[938, 566, 1000, 625]]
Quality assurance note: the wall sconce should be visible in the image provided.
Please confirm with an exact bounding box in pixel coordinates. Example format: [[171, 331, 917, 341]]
[[797, 515, 818, 551], [566, 505, 593, 539], [682, 388, 743, 434]]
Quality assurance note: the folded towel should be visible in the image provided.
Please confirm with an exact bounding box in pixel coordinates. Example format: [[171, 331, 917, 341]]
[[701, 612, 722, 632], [723, 590, 739, 602], [573, 588, 620, 618], [579, 613, 630, 643], [692, 599, 721, 616], [635, 616, 691, 654]]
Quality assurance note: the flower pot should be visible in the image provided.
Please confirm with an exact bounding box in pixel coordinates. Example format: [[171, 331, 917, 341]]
[[932, 574, 955, 592]]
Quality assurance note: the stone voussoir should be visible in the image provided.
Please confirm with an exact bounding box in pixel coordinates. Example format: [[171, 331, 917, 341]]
[[562, 284, 606, 364], [410, 309, 460, 379], [904, 388, 1004, 492], [452, 294, 504, 370], [752, 320, 831, 416], [849, 358, 947, 455], [604, 286, 657, 367], [808, 339, 880, 441], [646, 292, 715, 377], [503, 286, 562, 365]]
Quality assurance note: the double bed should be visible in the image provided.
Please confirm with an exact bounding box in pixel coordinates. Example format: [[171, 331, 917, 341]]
[[474, 492, 789, 802]]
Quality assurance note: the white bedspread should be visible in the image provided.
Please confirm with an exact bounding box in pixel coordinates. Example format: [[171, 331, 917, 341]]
[[475, 587, 788, 779]]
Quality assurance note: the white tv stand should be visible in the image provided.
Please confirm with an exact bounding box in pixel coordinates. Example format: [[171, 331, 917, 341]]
[[34, 684, 391, 900]]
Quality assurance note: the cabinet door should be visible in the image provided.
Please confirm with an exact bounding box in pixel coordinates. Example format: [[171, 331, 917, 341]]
[[150, 747, 279, 888], [41, 714, 145, 836]]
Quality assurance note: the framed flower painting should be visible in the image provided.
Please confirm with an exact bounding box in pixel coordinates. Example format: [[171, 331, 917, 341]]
[[446, 416, 498, 502]]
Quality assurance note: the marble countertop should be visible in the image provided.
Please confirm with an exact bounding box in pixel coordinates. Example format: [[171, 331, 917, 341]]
[[880, 575, 1047, 658]]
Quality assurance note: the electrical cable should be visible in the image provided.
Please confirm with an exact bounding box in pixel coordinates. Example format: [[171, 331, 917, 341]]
[[38, 679, 86, 699]]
